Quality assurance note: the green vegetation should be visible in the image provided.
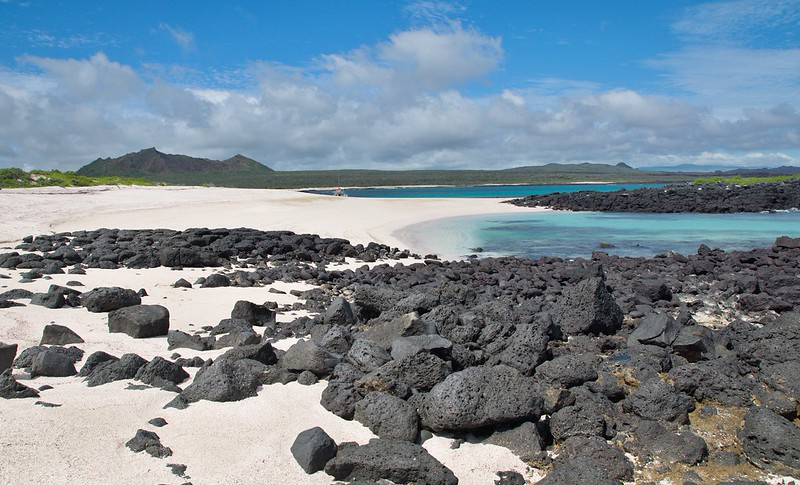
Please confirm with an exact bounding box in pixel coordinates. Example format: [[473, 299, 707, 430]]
[[0, 168, 156, 188], [73, 148, 696, 188], [693, 174, 800, 186]]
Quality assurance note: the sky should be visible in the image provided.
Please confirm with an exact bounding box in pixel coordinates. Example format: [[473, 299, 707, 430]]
[[0, 0, 799, 171]]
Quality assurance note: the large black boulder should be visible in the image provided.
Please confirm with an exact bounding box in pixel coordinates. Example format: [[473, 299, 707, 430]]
[[230, 300, 276, 327], [167, 330, 214, 351], [535, 456, 621, 485], [320, 379, 361, 420], [85, 353, 148, 387], [323, 296, 357, 326], [420, 366, 543, 432], [0, 369, 39, 399], [484, 421, 543, 463], [30, 292, 66, 309], [30, 350, 77, 377], [487, 322, 551, 376], [623, 378, 694, 425], [108, 305, 169, 338], [630, 420, 707, 465], [738, 407, 800, 472], [534, 353, 599, 389], [0, 342, 17, 373], [291, 427, 338, 474], [14, 345, 83, 370], [134, 356, 189, 388], [324, 438, 458, 485], [553, 436, 633, 482], [40, 324, 84, 345], [221, 342, 278, 365], [354, 391, 419, 442], [81, 287, 141, 313], [627, 313, 681, 348], [280, 340, 341, 377], [553, 278, 623, 336], [181, 358, 259, 403]]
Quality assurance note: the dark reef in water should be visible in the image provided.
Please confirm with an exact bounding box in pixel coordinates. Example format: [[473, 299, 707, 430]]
[[506, 180, 800, 213], [2, 227, 800, 483]]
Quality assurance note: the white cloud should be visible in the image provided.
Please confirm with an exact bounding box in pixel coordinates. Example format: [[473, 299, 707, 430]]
[[0, 19, 798, 171], [159, 23, 196, 53], [673, 0, 800, 45]]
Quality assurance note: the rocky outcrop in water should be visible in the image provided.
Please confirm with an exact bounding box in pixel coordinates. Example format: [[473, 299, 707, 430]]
[[506, 180, 800, 213]]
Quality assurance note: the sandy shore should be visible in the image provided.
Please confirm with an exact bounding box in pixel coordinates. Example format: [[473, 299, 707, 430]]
[[0, 185, 541, 256], [0, 185, 545, 485]]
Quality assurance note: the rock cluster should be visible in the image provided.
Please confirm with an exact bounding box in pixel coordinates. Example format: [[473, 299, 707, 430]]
[[506, 180, 800, 213], [3, 228, 800, 484]]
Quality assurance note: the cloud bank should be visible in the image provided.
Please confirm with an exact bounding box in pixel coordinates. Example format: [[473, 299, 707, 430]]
[[0, 10, 798, 171]]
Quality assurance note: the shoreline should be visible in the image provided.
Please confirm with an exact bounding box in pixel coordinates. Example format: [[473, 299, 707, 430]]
[[0, 185, 537, 256]]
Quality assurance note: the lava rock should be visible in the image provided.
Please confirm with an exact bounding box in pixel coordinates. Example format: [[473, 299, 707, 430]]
[[81, 287, 141, 313], [324, 438, 458, 485], [484, 421, 543, 462], [30, 350, 77, 377], [0, 369, 39, 399], [231, 300, 276, 327], [534, 353, 600, 389], [420, 366, 543, 432], [125, 429, 173, 458], [623, 378, 694, 425], [280, 339, 341, 377], [738, 407, 800, 471], [108, 305, 170, 338], [220, 342, 278, 365], [354, 391, 420, 442], [631, 420, 707, 465], [554, 436, 633, 481], [323, 296, 357, 326], [40, 324, 84, 345], [85, 353, 148, 387], [535, 456, 621, 485], [30, 292, 66, 309], [553, 278, 623, 336], [291, 426, 338, 474], [627, 313, 681, 348], [181, 358, 259, 403], [0, 342, 17, 373], [134, 356, 189, 388]]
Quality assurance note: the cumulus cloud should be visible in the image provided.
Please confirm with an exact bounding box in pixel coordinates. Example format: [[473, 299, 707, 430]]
[[0, 19, 798, 171]]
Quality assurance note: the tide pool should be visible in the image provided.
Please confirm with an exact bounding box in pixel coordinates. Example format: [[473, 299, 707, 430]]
[[304, 183, 662, 198], [400, 211, 800, 260]]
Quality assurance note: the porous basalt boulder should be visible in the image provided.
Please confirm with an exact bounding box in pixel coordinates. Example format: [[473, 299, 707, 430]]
[[553, 278, 623, 336], [108, 305, 169, 338], [324, 438, 458, 485], [81, 287, 141, 313], [420, 366, 543, 432]]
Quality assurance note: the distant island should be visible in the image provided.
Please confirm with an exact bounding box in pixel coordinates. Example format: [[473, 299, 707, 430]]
[[2, 147, 798, 189], [75, 148, 691, 188]]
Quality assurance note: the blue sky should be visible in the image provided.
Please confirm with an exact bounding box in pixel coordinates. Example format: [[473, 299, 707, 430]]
[[1, 0, 798, 170]]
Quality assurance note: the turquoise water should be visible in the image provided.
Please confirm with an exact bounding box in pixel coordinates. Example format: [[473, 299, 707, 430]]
[[401, 211, 800, 260], [304, 183, 662, 198]]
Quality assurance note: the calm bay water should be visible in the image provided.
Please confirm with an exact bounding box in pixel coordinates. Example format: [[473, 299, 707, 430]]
[[304, 183, 661, 198], [401, 211, 800, 260]]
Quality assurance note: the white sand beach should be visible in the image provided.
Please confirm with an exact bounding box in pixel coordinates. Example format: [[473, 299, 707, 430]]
[[0, 185, 541, 256], [0, 185, 545, 485]]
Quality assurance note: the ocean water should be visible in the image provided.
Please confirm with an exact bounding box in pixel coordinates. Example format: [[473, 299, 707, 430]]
[[304, 183, 662, 198], [401, 211, 800, 260]]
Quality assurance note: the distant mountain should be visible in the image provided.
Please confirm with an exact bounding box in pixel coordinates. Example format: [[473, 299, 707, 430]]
[[77, 148, 273, 185], [503, 162, 639, 174], [640, 164, 800, 174], [75, 149, 691, 188]]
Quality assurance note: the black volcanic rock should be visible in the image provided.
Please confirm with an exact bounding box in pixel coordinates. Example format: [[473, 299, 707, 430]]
[[507, 180, 800, 213]]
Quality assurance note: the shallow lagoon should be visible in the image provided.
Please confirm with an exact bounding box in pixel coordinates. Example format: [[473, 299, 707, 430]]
[[305, 183, 662, 198], [401, 210, 800, 260]]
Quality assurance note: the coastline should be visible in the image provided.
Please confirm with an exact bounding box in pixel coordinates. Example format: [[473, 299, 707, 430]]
[[0, 185, 538, 256]]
